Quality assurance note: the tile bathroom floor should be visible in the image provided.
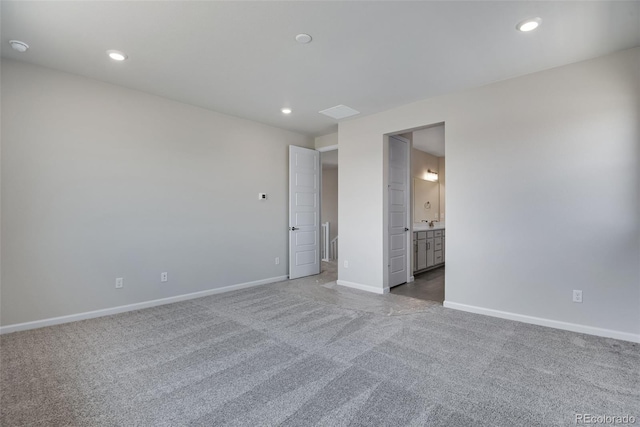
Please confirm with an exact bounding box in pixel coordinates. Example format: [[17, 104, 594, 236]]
[[390, 266, 445, 303]]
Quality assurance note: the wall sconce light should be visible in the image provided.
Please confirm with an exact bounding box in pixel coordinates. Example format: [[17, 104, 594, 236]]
[[424, 169, 438, 182]]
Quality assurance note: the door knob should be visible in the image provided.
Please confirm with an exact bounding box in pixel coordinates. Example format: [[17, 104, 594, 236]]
[[404, 227, 409, 231], [289, 226, 299, 231]]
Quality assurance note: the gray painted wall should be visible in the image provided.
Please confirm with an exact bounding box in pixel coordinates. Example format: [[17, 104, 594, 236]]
[[1, 60, 313, 326], [338, 48, 640, 337]]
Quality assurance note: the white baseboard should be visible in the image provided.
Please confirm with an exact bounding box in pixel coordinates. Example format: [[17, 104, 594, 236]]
[[0, 275, 288, 335], [336, 280, 389, 294], [443, 301, 640, 343], [408, 276, 415, 283]]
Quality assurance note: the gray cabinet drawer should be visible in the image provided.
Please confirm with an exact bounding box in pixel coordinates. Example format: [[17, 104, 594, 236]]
[[427, 231, 434, 238], [434, 250, 443, 264], [434, 230, 443, 238], [416, 231, 427, 240], [434, 237, 443, 251]]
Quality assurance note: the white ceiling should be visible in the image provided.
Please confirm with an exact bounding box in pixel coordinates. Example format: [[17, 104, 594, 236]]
[[413, 125, 445, 158], [2, 1, 638, 136]]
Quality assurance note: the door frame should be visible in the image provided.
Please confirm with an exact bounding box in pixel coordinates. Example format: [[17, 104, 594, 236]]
[[383, 134, 412, 290], [316, 144, 338, 265]]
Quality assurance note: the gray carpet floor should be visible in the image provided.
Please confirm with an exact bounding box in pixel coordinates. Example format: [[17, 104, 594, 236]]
[[1, 264, 639, 426]]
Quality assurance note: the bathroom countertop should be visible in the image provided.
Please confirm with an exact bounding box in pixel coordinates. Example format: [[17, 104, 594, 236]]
[[412, 223, 445, 231]]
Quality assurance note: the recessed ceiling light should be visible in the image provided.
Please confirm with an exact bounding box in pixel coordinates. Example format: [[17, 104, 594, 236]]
[[106, 50, 128, 61], [9, 40, 29, 53], [281, 108, 292, 114], [516, 17, 541, 32], [295, 34, 312, 44]]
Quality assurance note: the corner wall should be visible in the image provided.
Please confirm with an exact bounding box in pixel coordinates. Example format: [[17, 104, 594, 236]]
[[314, 132, 338, 150], [0, 60, 313, 327], [321, 168, 339, 245], [338, 48, 640, 340]]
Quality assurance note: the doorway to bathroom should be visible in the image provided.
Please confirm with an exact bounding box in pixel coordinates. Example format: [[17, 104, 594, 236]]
[[389, 123, 446, 303]]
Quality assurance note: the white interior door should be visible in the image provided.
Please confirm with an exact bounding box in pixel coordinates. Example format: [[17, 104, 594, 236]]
[[388, 136, 409, 287], [289, 145, 321, 280]]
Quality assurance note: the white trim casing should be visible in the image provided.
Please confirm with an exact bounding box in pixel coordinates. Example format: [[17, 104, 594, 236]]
[[443, 301, 640, 343], [316, 144, 338, 152], [336, 280, 389, 294], [0, 275, 288, 335]]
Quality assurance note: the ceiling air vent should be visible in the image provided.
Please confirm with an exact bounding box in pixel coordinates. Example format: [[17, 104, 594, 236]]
[[319, 105, 360, 120]]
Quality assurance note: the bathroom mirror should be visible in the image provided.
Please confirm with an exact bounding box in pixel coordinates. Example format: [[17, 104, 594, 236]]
[[413, 177, 440, 222]]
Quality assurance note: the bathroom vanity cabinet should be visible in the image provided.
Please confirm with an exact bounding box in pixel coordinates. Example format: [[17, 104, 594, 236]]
[[413, 228, 445, 274]]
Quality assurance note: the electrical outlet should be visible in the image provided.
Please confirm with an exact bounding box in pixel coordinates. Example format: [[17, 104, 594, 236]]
[[115, 277, 123, 289], [573, 290, 583, 303], [275, 257, 280, 265], [161, 272, 168, 282], [344, 260, 349, 268]]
